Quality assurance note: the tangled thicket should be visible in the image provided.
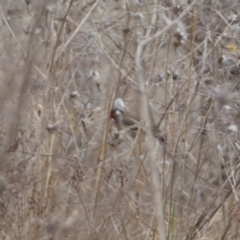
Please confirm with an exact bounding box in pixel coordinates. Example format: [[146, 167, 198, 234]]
[[0, 0, 240, 239]]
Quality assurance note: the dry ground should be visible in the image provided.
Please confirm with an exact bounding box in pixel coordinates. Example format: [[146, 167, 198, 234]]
[[0, 0, 240, 239]]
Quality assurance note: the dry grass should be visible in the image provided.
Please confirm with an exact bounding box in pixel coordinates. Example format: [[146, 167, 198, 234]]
[[1, 0, 240, 239]]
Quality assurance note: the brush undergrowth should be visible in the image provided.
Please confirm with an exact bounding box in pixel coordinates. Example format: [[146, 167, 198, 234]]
[[0, 0, 240, 239]]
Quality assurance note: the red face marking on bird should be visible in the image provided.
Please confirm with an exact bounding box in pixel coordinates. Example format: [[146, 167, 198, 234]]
[[110, 109, 118, 123], [110, 109, 124, 124]]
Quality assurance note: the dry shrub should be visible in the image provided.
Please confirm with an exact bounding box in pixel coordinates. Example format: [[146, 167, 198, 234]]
[[0, 0, 240, 239]]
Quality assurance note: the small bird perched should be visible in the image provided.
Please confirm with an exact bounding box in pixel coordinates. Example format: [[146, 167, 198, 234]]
[[110, 98, 166, 143], [109, 98, 141, 139], [110, 108, 138, 132]]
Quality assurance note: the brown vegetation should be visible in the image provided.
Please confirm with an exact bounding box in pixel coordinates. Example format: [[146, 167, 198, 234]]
[[0, 0, 240, 239]]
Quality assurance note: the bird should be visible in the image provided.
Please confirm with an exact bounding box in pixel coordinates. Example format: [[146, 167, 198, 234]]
[[110, 108, 139, 134], [110, 99, 167, 144], [109, 98, 142, 140]]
